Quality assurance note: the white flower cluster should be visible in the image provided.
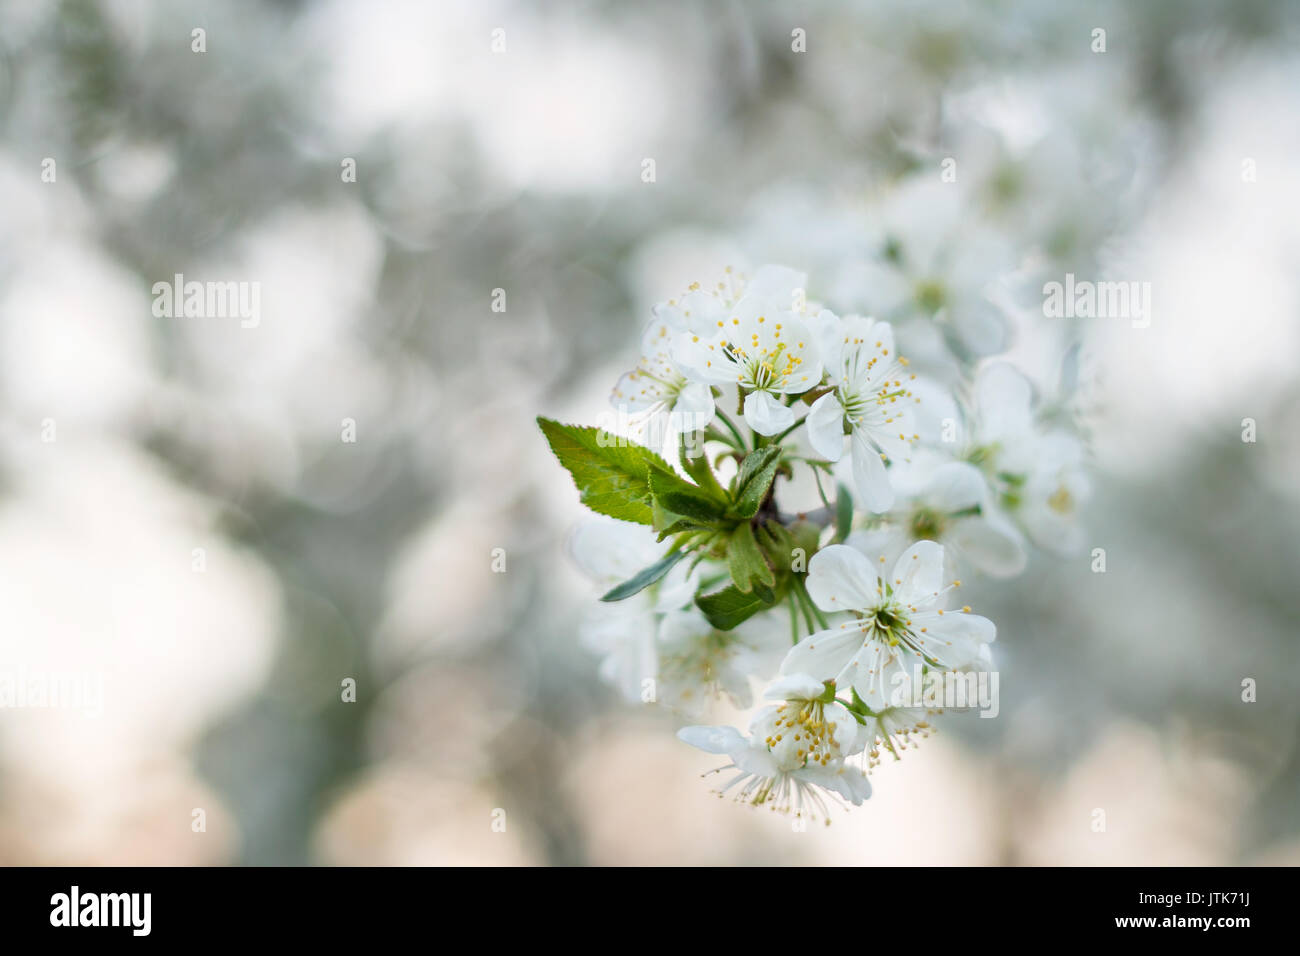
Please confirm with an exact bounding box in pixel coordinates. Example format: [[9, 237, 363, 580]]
[[545, 260, 1088, 824]]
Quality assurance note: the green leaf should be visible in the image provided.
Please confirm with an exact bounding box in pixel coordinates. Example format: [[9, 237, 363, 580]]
[[678, 434, 729, 503], [655, 517, 707, 540], [727, 522, 776, 594], [834, 483, 854, 543], [756, 519, 798, 572], [648, 468, 728, 526], [600, 549, 686, 602], [537, 417, 675, 525], [695, 582, 778, 631], [731, 446, 783, 519]]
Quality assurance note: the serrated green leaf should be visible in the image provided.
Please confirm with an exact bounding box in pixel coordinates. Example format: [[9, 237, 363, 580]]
[[600, 549, 686, 602], [732, 446, 783, 519], [727, 522, 776, 594], [537, 417, 674, 525], [695, 582, 777, 630], [648, 468, 728, 525]]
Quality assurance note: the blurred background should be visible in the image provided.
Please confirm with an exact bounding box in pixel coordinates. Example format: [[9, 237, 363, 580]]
[[0, 0, 1297, 865]]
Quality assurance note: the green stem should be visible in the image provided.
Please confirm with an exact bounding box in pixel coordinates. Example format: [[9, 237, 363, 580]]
[[794, 575, 829, 631], [704, 425, 743, 452], [811, 464, 832, 510], [792, 583, 817, 637], [787, 590, 801, 646], [769, 415, 808, 446], [714, 409, 747, 450]]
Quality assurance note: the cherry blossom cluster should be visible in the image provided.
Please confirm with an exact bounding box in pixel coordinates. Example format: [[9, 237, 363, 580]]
[[540, 258, 1088, 823]]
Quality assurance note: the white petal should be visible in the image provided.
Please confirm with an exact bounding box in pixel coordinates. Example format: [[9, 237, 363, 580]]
[[746, 264, 807, 304], [656, 607, 709, 646], [951, 297, 1008, 356], [669, 332, 734, 385], [822, 701, 860, 753], [667, 382, 716, 433], [849, 640, 909, 711], [910, 610, 996, 669], [805, 308, 844, 373], [850, 429, 895, 512], [731, 744, 781, 778], [841, 315, 895, 377], [890, 539, 945, 606], [677, 724, 746, 757], [948, 514, 1027, 578], [845, 527, 904, 568], [676, 290, 727, 335], [640, 306, 687, 354], [805, 544, 881, 612], [609, 368, 664, 413], [743, 389, 795, 435], [652, 559, 699, 613], [801, 765, 872, 805], [569, 519, 658, 583], [584, 604, 659, 701], [806, 391, 846, 461], [868, 401, 915, 461], [975, 362, 1033, 441], [763, 673, 826, 701], [780, 623, 865, 683], [924, 461, 987, 512]]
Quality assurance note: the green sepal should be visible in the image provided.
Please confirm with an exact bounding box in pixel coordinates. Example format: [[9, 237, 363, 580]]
[[731, 446, 783, 519]]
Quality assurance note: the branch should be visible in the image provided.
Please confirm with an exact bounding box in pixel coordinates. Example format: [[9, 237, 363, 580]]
[[777, 505, 834, 528]]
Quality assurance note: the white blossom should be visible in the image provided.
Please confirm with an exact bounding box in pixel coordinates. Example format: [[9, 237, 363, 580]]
[[780, 542, 996, 711], [677, 674, 871, 821], [804, 312, 918, 511]]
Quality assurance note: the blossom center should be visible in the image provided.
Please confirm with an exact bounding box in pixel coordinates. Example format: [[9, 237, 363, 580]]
[[915, 279, 947, 313], [758, 700, 847, 770], [908, 507, 946, 541], [725, 339, 801, 392], [1047, 484, 1075, 515]]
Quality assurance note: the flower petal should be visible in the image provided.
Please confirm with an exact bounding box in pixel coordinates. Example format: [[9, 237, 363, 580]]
[[668, 382, 716, 433], [850, 429, 895, 512], [676, 290, 727, 335], [746, 264, 807, 303], [780, 623, 865, 684], [799, 765, 872, 805], [806, 391, 847, 461], [890, 539, 945, 607], [805, 544, 881, 612], [677, 724, 746, 757], [823, 701, 861, 754], [908, 610, 996, 668], [975, 362, 1033, 441], [669, 332, 734, 385], [848, 639, 910, 712], [948, 514, 1027, 578], [743, 389, 795, 435], [805, 308, 844, 373], [924, 461, 987, 512], [763, 673, 826, 701]]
